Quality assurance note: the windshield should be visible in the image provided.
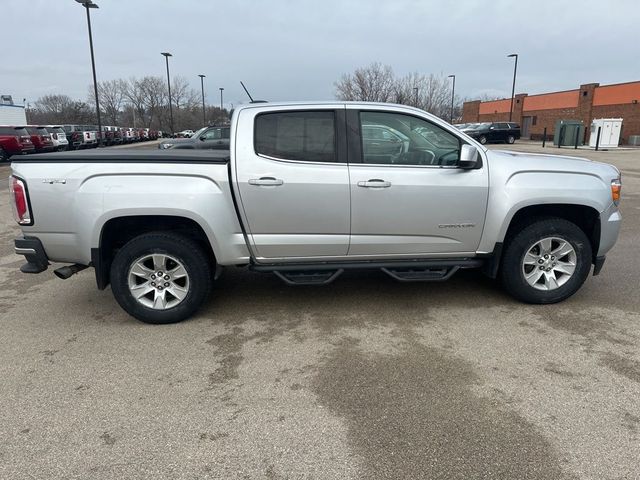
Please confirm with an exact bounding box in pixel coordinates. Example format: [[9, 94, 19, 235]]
[[192, 127, 208, 138]]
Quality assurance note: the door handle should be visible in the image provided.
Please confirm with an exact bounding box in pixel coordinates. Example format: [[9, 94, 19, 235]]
[[248, 177, 284, 186], [357, 179, 391, 188]]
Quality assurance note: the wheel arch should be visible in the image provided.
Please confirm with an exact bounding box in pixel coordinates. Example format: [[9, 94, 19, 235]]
[[484, 203, 600, 278], [93, 215, 216, 290]]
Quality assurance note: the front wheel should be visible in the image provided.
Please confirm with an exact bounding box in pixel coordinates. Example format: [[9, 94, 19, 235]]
[[110, 232, 212, 324], [501, 218, 592, 304], [0, 147, 8, 162], [478, 135, 488, 145]]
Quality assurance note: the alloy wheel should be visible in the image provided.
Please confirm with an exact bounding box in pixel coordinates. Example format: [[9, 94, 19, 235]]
[[521, 237, 577, 291]]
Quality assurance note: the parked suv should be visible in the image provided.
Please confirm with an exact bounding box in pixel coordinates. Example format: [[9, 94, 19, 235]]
[[25, 126, 55, 153], [0, 126, 35, 161], [62, 125, 84, 150], [465, 122, 521, 145], [46, 126, 69, 151], [158, 126, 230, 150]]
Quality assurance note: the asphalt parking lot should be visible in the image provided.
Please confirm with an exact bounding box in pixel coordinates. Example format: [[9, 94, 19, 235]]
[[1, 143, 639, 479]]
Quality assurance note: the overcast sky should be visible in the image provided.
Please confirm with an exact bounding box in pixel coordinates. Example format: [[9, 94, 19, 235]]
[[3, 0, 639, 108]]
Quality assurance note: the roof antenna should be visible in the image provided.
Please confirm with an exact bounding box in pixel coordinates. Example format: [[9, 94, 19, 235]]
[[240, 81, 254, 102], [240, 81, 268, 104]]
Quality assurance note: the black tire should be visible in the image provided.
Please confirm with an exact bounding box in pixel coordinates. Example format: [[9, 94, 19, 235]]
[[501, 218, 592, 304], [0, 147, 8, 162], [110, 232, 212, 324], [507, 135, 515, 144], [479, 135, 488, 145]]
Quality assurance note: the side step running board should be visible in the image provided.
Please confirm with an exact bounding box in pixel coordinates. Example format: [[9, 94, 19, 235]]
[[381, 266, 459, 282], [274, 269, 344, 286], [251, 258, 483, 286]]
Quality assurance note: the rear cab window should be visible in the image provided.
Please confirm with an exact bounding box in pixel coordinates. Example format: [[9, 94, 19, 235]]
[[255, 111, 336, 162]]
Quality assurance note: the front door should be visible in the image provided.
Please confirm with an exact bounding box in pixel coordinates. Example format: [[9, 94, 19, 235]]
[[521, 117, 532, 139], [196, 127, 230, 150], [234, 107, 350, 261], [348, 109, 489, 256]]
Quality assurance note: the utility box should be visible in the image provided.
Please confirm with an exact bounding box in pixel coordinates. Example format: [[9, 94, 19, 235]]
[[589, 118, 622, 148], [553, 120, 584, 146]]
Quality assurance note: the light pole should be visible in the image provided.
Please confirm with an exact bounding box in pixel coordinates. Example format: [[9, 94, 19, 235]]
[[413, 87, 419, 107], [198, 74, 206, 126], [448, 74, 456, 124], [508, 53, 518, 122], [75, 0, 102, 146], [161, 52, 174, 134], [219, 87, 224, 120]]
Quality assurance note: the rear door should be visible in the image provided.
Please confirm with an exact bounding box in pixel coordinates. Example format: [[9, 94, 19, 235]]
[[197, 127, 230, 150], [493, 123, 509, 142], [234, 105, 350, 261], [347, 107, 489, 256]]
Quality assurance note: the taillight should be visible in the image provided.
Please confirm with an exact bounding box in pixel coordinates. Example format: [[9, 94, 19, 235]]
[[10, 176, 32, 225], [611, 178, 622, 206]]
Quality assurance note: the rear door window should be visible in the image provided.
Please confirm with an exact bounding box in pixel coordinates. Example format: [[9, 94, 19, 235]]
[[255, 111, 336, 162]]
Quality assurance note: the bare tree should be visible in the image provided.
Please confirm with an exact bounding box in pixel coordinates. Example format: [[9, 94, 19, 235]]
[[137, 76, 168, 128], [170, 76, 199, 110], [123, 77, 148, 127], [28, 77, 229, 131], [334, 63, 395, 102], [397, 73, 453, 119], [88, 79, 126, 125], [335, 64, 462, 121], [30, 94, 93, 125]]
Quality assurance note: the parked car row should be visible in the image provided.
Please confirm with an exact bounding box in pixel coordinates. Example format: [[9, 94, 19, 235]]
[[0, 124, 163, 161], [454, 122, 521, 144], [62, 125, 163, 149], [1, 125, 53, 161]]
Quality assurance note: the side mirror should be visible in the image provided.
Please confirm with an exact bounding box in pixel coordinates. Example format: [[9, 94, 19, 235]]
[[199, 135, 206, 141], [458, 144, 478, 169]]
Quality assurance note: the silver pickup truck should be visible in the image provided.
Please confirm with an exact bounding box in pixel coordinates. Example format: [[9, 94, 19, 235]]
[[9, 102, 622, 324]]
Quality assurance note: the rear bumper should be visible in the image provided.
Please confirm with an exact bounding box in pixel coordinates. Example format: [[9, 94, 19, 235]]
[[15, 236, 49, 273]]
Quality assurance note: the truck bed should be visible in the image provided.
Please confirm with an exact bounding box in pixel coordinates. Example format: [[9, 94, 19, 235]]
[[9, 149, 231, 164]]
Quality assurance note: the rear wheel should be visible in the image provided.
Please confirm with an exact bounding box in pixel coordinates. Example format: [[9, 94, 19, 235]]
[[501, 218, 592, 304], [479, 135, 488, 145], [110, 232, 212, 324], [507, 135, 516, 144], [0, 147, 8, 162]]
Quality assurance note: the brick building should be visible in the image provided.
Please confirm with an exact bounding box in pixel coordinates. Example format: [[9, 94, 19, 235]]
[[462, 81, 640, 144]]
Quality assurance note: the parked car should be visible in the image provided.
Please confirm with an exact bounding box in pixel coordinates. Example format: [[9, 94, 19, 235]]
[[10, 102, 621, 324], [158, 126, 230, 150], [61, 125, 84, 150], [45, 126, 69, 151], [82, 126, 98, 148], [464, 122, 521, 145], [25, 126, 55, 153], [176, 129, 195, 138], [96, 126, 112, 146], [108, 126, 123, 145], [0, 126, 35, 161]]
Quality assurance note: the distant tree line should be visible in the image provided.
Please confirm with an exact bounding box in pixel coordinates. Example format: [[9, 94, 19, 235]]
[[335, 63, 465, 122], [28, 76, 229, 132]]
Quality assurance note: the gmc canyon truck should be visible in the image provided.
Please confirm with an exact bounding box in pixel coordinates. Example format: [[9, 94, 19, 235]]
[[9, 102, 622, 324]]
